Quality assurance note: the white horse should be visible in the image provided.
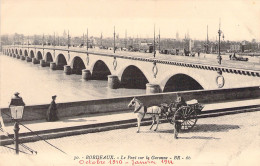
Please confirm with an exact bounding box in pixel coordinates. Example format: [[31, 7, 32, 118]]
[[128, 97, 162, 133]]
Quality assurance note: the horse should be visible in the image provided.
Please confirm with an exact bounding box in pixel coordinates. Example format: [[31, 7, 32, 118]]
[[128, 97, 163, 133]]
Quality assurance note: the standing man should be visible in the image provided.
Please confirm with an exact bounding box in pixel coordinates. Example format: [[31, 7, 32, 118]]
[[46, 95, 58, 121], [9, 92, 25, 107]]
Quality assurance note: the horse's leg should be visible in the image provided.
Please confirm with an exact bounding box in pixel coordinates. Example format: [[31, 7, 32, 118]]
[[154, 115, 159, 131], [150, 116, 155, 130]]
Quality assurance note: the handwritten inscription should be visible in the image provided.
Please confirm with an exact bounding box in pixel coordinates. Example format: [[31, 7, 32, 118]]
[[74, 155, 191, 165]]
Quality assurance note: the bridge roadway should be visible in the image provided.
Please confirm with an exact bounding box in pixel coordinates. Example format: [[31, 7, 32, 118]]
[[2, 45, 260, 93], [6, 45, 260, 71]]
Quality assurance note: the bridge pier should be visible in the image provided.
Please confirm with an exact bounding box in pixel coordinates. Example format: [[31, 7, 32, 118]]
[[64, 65, 72, 75], [40, 60, 46, 67], [108, 75, 120, 89], [45, 61, 51, 67], [146, 83, 161, 94], [50, 62, 56, 70], [21, 56, 25, 60], [82, 69, 91, 80], [32, 58, 39, 64], [26, 57, 32, 62]]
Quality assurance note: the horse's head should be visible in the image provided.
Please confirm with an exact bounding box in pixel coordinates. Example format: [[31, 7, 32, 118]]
[[128, 97, 137, 108]]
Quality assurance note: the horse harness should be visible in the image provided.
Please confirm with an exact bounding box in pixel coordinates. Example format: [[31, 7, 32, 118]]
[[134, 104, 160, 120]]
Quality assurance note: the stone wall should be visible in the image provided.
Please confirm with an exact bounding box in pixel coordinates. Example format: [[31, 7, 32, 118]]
[[1, 86, 259, 123]]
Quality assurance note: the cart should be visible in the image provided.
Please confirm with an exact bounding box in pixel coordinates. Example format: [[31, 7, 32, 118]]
[[163, 98, 204, 139]]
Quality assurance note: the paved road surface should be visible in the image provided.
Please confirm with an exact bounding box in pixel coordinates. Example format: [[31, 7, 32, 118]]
[[1, 111, 260, 166]]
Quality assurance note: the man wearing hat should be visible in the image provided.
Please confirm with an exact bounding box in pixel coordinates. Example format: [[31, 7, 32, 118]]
[[46, 95, 58, 121], [9, 92, 25, 107]]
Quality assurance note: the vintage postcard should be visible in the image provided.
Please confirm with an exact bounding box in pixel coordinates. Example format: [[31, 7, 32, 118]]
[[0, 0, 260, 166]]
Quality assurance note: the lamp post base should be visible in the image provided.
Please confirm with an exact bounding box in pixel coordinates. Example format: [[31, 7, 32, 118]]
[[13, 121, 20, 155]]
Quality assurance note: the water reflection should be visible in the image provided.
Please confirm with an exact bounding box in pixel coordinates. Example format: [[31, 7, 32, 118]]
[[0, 55, 145, 107]]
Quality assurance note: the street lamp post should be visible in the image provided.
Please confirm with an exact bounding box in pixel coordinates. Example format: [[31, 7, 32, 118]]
[[217, 20, 224, 65], [53, 32, 55, 47], [87, 28, 89, 51], [153, 24, 156, 57], [27, 35, 29, 55], [100, 32, 103, 48], [9, 92, 25, 155], [68, 30, 70, 49], [158, 29, 160, 53], [113, 26, 116, 53]]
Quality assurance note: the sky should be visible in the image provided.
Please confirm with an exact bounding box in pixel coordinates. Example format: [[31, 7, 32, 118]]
[[1, 0, 260, 41]]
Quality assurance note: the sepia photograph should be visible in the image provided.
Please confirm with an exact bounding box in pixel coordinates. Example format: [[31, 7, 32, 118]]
[[0, 0, 260, 165]]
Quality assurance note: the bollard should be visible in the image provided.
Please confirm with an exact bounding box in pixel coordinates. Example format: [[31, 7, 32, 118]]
[[40, 59, 46, 67], [50, 62, 56, 70], [107, 75, 120, 89], [82, 69, 91, 80], [146, 83, 160, 94], [64, 65, 71, 75]]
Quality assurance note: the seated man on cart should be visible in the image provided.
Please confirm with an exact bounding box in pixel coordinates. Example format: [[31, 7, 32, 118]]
[[175, 95, 187, 109]]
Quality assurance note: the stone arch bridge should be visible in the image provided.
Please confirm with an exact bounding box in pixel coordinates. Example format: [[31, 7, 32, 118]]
[[2, 45, 260, 93]]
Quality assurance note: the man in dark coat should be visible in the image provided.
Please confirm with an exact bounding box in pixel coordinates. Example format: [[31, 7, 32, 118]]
[[46, 95, 58, 121], [9, 92, 25, 107], [173, 95, 187, 139]]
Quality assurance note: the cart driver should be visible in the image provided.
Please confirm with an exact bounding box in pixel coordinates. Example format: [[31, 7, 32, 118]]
[[175, 94, 187, 109]]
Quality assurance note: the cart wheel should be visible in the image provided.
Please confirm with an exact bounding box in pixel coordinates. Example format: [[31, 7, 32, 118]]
[[172, 106, 197, 131]]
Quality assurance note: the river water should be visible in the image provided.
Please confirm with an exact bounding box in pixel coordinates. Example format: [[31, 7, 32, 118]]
[[0, 54, 145, 107]]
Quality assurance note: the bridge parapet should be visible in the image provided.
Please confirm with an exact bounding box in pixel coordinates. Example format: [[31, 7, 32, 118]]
[[3, 45, 260, 78]]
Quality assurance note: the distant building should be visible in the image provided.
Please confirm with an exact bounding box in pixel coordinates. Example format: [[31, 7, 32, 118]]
[[176, 32, 179, 41], [184, 39, 194, 52], [230, 44, 240, 52]]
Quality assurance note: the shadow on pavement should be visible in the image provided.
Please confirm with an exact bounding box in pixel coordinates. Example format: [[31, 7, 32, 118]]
[[179, 136, 220, 140], [62, 119, 97, 122], [188, 124, 240, 133]]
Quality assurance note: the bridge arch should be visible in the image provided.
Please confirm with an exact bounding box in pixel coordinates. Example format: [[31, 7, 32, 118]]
[[120, 65, 149, 89], [71, 56, 86, 75], [91, 60, 111, 80], [29, 50, 35, 58], [45, 52, 53, 62], [19, 49, 23, 55], [163, 73, 203, 92], [12, 49, 14, 53], [15, 49, 18, 55], [24, 50, 28, 56], [37, 51, 43, 60], [56, 54, 67, 70]]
